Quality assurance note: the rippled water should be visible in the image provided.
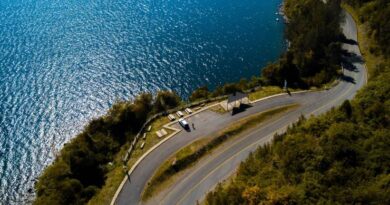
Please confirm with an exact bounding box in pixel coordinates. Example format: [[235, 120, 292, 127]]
[[0, 0, 285, 203]]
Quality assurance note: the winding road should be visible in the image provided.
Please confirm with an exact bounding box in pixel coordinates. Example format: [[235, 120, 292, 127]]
[[113, 11, 367, 205]]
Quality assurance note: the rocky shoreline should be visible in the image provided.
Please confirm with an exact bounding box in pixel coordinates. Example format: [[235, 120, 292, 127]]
[[279, 1, 289, 23]]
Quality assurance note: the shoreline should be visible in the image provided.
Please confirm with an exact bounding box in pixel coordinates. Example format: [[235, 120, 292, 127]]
[[278, 1, 291, 50], [0, 1, 289, 203], [279, 1, 289, 23]]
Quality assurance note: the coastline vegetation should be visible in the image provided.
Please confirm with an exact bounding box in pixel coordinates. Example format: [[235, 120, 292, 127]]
[[206, 72, 390, 204], [189, 77, 263, 102], [189, 0, 345, 104], [34, 91, 181, 205], [205, 0, 390, 204], [87, 116, 174, 205], [262, 0, 344, 88], [32, 0, 386, 204]]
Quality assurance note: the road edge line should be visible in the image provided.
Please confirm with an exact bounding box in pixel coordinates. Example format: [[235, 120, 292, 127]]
[[110, 102, 220, 205], [110, 90, 313, 205]]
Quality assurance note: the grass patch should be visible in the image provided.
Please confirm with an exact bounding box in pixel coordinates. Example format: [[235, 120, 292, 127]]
[[87, 116, 173, 205], [209, 104, 227, 114], [342, 4, 385, 77], [248, 86, 302, 101], [141, 104, 299, 201], [248, 86, 284, 101]]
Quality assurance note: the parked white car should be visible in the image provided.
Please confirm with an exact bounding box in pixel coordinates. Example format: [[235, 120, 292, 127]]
[[178, 118, 189, 129]]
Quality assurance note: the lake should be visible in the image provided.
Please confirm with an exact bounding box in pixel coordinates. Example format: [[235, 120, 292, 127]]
[[0, 0, 285, 202]]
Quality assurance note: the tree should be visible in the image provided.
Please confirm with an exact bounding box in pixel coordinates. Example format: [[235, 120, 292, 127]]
[[189, 86, 210, 102], [154, 91, 181, 112]]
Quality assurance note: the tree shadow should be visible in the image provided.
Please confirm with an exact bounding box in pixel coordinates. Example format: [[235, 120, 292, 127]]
[[341, 38, 358, 45], [340, 34, 358, 45], [348, 54, 364, 64], [341, 61, 358, 72], [340, 75, 356, 84], [341, 49, 364, 73], [341, 49, 364, 64], [232, 103, 252, 115]]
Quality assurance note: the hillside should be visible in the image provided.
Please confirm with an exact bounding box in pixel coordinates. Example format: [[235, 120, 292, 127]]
[[206, 69, 389, 204], [205, 0, 390, 204]]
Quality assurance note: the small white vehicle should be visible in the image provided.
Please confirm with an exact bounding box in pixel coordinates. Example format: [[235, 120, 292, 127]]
[[176, 111, 184, 118], [178, 118, 190, 129]]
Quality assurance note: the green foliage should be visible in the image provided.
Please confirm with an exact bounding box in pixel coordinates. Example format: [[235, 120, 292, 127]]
[[189, 86, 211, 102], [154, 91, 181, 113], [207, 3, 390, 200], [344, 0, 390, 57], [206, 60, 390, 205], [263, 0, 343, 87], [189, 77, 263, 101], [34, 91, 181, 205]]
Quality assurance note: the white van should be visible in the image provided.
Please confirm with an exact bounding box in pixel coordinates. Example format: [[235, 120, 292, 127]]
[[178, 118, 189, 129]]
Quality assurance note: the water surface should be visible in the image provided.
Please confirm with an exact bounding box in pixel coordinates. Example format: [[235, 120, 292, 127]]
[[0, 0, 285, 203]]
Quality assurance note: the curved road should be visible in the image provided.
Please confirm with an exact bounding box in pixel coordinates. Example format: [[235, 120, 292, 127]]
[[114, 11, 367, 205]]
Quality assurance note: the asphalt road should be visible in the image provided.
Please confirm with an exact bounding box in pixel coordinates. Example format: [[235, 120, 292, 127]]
[[114, 11, 367, 205]]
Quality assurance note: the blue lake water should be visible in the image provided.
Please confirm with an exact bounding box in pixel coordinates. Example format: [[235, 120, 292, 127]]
[[0, 0, 285, 203]]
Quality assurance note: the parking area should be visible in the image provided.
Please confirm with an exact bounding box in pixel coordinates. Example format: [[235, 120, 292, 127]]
[[170, 110, 225, 134]]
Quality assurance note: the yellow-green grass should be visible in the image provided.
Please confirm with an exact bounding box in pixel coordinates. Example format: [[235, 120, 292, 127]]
[[87, 117, 173, 205], [209, 104, 228, 114], [142, 137, 214, 201], [249, 86, 283, 101], [197, 99, 225, 109], [249, 86, 290, 101], [141, 104, 299, 201], [342, 4, 385, 78]]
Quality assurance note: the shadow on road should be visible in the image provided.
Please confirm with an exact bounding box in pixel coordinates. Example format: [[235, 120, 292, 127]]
[[341, 37, 358, 45], [341, 49, 364, 63], [341, 61, 358, 72], [340, 75, 356, 84], [232, 104, 252, 115], [341, 49, 365, 73]]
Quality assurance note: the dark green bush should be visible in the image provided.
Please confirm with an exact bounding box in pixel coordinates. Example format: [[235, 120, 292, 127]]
[[206, 2, 390, 202], [206, 44, 390, 205], [263, 0, 343, 87], [189, 86, 210, 102], [34, 91, 181, 205]]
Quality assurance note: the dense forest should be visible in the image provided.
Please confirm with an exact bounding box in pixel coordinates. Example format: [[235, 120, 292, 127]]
[[189, 77, 262, 102], [34, 91, 181, 204], [344, 0, 390, 56], [262, 0, 344, 87], [190, 0, 346, 97], [34, 0, 389, 204], [188, 0, 346, 102], [206, 71, 390, 204], [207, 73, 390, 205], [205, 0, 390, 204]]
